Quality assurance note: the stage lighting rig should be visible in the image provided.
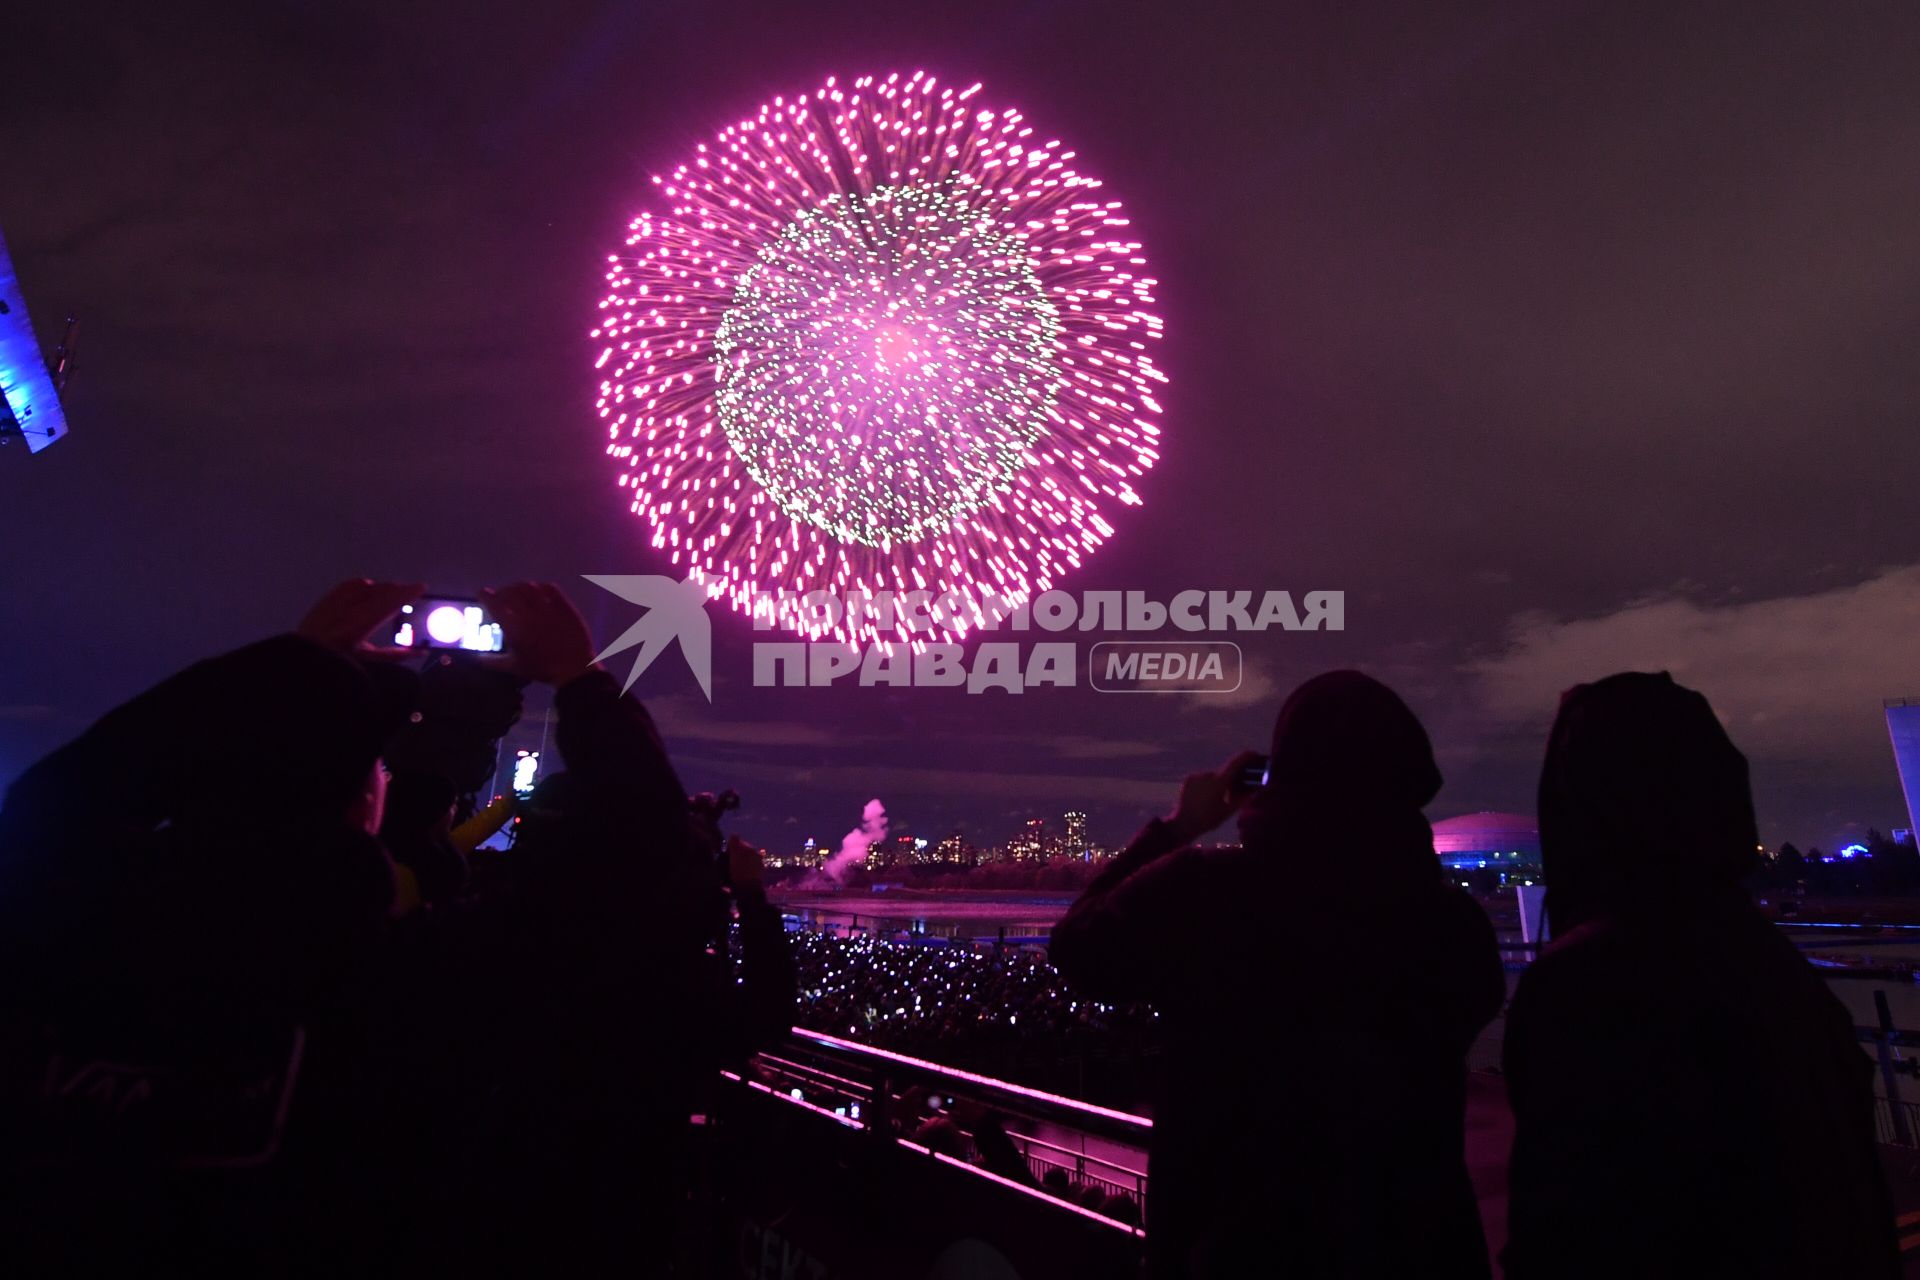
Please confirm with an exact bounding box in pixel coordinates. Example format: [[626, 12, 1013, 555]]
[[0, 227, 77, 453]]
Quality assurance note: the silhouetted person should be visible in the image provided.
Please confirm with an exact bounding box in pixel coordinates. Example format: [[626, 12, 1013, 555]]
[[379, 650, 528, 908], [1052, 671, 1504, 1279], [1502, 672, 1899, 1279], [381, 769, 465, 908], [419, 583, 788, 1275], [0, 580, 771, 1276], [0, 581, 426, 1273]]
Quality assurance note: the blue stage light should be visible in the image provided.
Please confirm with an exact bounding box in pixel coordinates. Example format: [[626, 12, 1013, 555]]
[[0, 228, 72, 454]]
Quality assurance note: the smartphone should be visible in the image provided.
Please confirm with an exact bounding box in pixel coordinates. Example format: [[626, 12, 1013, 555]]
[[1238, 756, 1271, 791], [391, 597, 506, 653], [511, 750, 540, 798]]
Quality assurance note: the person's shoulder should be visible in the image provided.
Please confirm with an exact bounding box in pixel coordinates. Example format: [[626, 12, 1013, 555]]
[[1522, 916, 1629, 974], [1168, 840, 1246, 865], [1388, 884, 1498, 956], [1508, 917, 1657, 1027], [1428, 884, 1496, 931], [1154, 840, 1257, 883]]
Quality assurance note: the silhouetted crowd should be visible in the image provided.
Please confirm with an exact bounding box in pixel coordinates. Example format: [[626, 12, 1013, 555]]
[[786, 930, 1158, 1067], [0, 582, 1904, 1278], [0, 582, 794, 1276]]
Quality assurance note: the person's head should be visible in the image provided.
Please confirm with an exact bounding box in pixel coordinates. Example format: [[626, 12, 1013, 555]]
[[1538, 672, 1759, 932], [380, 655, 525, 794], [1259, 670, 1442, 813], [1237, 671, 1443, 883], [915, 1115, 964, 1157], [1041, 1167, 1071, 1193], [165, 637, 417, 836]]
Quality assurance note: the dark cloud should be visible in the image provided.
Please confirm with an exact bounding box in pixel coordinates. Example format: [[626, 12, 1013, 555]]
[[647, 695, 847, 748], [1464, 564, 1920, 841], [1043, 736, 1166, 761]]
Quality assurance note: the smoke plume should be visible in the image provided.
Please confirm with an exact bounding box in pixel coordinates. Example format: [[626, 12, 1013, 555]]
[[821, 798, 888, 886]]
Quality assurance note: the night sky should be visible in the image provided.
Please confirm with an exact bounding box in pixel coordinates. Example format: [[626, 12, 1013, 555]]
[[4, 0, 1917, 854]]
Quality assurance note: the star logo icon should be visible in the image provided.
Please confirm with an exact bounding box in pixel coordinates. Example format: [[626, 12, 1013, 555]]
[[582, 575, 714, 701]]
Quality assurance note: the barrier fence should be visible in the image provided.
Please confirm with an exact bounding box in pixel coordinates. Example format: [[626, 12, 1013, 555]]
[[734, 1025, 1152, 1233]]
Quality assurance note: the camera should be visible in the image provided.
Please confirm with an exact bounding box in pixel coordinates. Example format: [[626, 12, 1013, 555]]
[[687, 789, 742, 868], [687, 789, 741, 824], [1238, 756, 1271, 791]]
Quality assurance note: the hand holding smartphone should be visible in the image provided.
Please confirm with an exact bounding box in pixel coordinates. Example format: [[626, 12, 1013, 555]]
[[1167, 749, 1268, 844]]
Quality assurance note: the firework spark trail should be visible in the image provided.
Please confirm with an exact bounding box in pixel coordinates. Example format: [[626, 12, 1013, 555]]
[[594, 71, 1166, 646]]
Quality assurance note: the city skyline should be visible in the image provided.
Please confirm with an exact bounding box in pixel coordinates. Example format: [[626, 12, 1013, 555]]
[[764, 807, 1115, 872]]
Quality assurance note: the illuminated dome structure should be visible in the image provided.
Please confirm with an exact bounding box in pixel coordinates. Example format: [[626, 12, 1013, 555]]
[[1431, 811, 1540, 878]]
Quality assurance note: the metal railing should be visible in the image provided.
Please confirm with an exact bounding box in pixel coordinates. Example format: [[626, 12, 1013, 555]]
[[1001, 1128, 1147, 1206], [733, 1026, 1151, 1231], [1875, 1096, 1920, 1147]]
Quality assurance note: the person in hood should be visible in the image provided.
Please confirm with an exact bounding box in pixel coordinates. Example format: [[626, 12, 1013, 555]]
[[1050, 670, 1503, 1279], [1502, 672, 1898, 1279]]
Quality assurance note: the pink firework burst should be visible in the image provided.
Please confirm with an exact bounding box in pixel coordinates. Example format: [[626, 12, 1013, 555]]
[[593, 71, 1165, 645]]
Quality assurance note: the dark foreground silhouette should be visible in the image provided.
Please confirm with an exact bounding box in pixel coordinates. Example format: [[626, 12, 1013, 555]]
[[1053, 671, 1504, 1279], [1503, 672, 1899, 1280]]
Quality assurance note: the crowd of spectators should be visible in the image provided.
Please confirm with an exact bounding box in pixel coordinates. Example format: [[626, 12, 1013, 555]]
[[780, 929, 1159, 1093]]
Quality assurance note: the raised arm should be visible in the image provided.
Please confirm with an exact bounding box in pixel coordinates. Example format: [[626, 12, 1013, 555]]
[[451, 792, 517, 854], [1049, 750, 1263, 1002], [1048, 819, 1191, 1000]]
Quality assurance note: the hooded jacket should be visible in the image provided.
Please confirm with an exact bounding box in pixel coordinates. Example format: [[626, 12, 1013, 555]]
[[1051, 671, 1504, 1279], [1502, 672, 1898, 1279]]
